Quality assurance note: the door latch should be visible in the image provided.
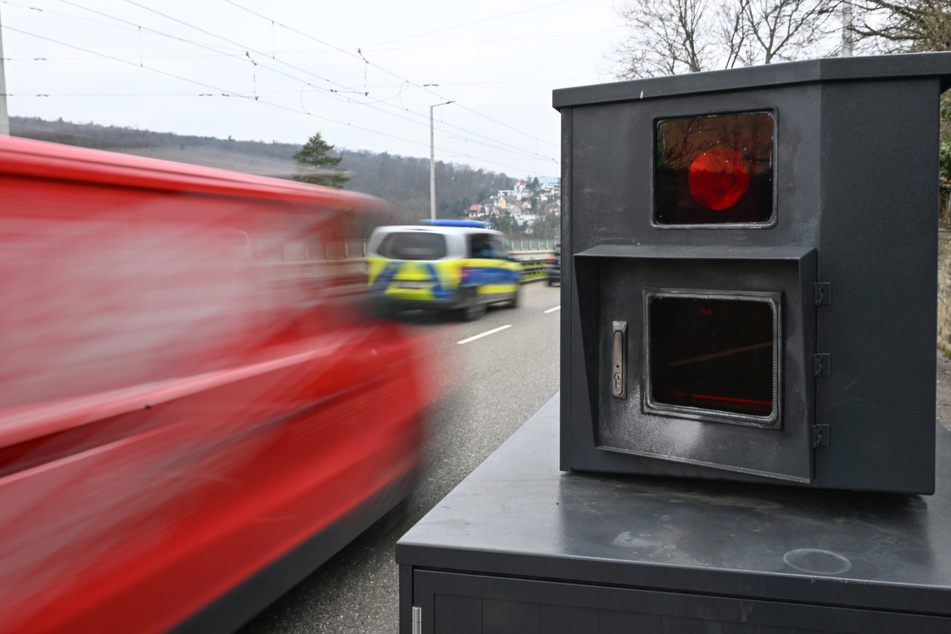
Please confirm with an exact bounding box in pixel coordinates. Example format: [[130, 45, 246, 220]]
[[612, 321, 627, 399]]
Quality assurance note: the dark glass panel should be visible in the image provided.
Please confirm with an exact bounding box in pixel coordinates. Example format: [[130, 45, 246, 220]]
[[649, 296, 775, 417]]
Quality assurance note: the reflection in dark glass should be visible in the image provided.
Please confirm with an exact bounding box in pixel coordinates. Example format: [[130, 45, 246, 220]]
[[648, 295, 775, 417], [655, 112, 774, 225]]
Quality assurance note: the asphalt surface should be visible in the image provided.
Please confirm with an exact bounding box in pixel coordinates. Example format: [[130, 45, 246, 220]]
[[239, 281, 562, 633]]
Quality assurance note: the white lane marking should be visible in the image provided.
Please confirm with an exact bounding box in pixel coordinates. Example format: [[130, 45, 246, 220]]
[[457, 325, 512, 345], [544, 306, 561, 314]]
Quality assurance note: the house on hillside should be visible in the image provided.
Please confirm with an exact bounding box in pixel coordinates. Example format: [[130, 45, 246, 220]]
[[495, 195, 523, 213]]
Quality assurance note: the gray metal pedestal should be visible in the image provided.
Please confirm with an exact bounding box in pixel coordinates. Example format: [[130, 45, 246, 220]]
[[397, 395, 951, 633]]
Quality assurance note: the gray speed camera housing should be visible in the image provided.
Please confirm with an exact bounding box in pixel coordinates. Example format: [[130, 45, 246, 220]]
[[555, 53, 951, 493]]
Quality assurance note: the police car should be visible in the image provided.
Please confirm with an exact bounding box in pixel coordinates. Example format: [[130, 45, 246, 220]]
[[367, 220, 523, 321]]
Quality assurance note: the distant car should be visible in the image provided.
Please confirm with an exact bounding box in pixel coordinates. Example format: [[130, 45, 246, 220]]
[[547, 243, 561, 286], [367, 220, 523, 321]]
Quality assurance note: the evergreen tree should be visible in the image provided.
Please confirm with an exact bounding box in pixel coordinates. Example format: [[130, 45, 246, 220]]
[[293, 132, 349, 189]]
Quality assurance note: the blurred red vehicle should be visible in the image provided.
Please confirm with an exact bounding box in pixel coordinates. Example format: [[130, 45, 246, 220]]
[[0, 137, 431, 633]]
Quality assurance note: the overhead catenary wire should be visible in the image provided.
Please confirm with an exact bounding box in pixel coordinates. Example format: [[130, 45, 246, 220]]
[[364, 0, 575, 49], [5, 23, 543, 175], [4, 7, 420, 150], [127, 0, 558, 165], [138, 0, 558, 169], [221, 0, 560, 155], [2, 24, 430, 149], [5, 0, 571, 175]]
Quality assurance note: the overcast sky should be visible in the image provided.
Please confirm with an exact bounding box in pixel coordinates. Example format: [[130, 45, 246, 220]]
[[1, 0, 624, 179]]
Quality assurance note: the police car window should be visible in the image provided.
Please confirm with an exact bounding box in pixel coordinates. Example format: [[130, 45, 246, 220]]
[[378, 232, 447, 260], [469, 233, 495, 259], [490, 236, 510, 259]]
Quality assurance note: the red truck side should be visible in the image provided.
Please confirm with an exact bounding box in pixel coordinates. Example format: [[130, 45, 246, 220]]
[[0, 137, 431, 632]]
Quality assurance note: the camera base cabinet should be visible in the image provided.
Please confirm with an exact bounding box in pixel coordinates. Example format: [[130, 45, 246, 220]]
[[396, 396, 951, 634]]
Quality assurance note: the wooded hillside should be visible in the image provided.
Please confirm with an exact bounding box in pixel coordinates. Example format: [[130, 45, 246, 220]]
[[10, 116, 514, 225]]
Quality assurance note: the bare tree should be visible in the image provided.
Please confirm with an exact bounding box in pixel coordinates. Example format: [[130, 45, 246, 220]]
[[743, 0, 841, 64], [721, 0, 753, 68], [847, 0, 951, 53], [609, 0, 715, 79], [608, 0, 841, 79]]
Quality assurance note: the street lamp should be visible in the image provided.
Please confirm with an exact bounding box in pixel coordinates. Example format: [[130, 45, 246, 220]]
[[430, 101, 453, 220], [0, 5, 9, 136]]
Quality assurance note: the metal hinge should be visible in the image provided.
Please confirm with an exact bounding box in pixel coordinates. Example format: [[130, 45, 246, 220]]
[[412, 606, 422, 634], [814, 282, 832, 306], [812, 424, 830, 448], [813, 353, 831, 376]]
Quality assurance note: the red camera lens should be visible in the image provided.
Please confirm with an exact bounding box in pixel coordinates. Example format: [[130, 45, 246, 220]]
[[655, 112, 773, 225], [688, 147, 752, 210]]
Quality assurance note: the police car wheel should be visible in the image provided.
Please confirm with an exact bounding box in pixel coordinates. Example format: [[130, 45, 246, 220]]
[[460, 291, 486, 321], [505, 284, 521, 309]]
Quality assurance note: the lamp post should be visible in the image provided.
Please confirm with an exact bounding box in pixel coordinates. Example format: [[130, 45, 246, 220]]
[[0, 5, 9, 136], [430, 101, 453, 220]]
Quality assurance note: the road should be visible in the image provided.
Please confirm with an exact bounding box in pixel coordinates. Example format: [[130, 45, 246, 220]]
[[239, 281, 562, 633]]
